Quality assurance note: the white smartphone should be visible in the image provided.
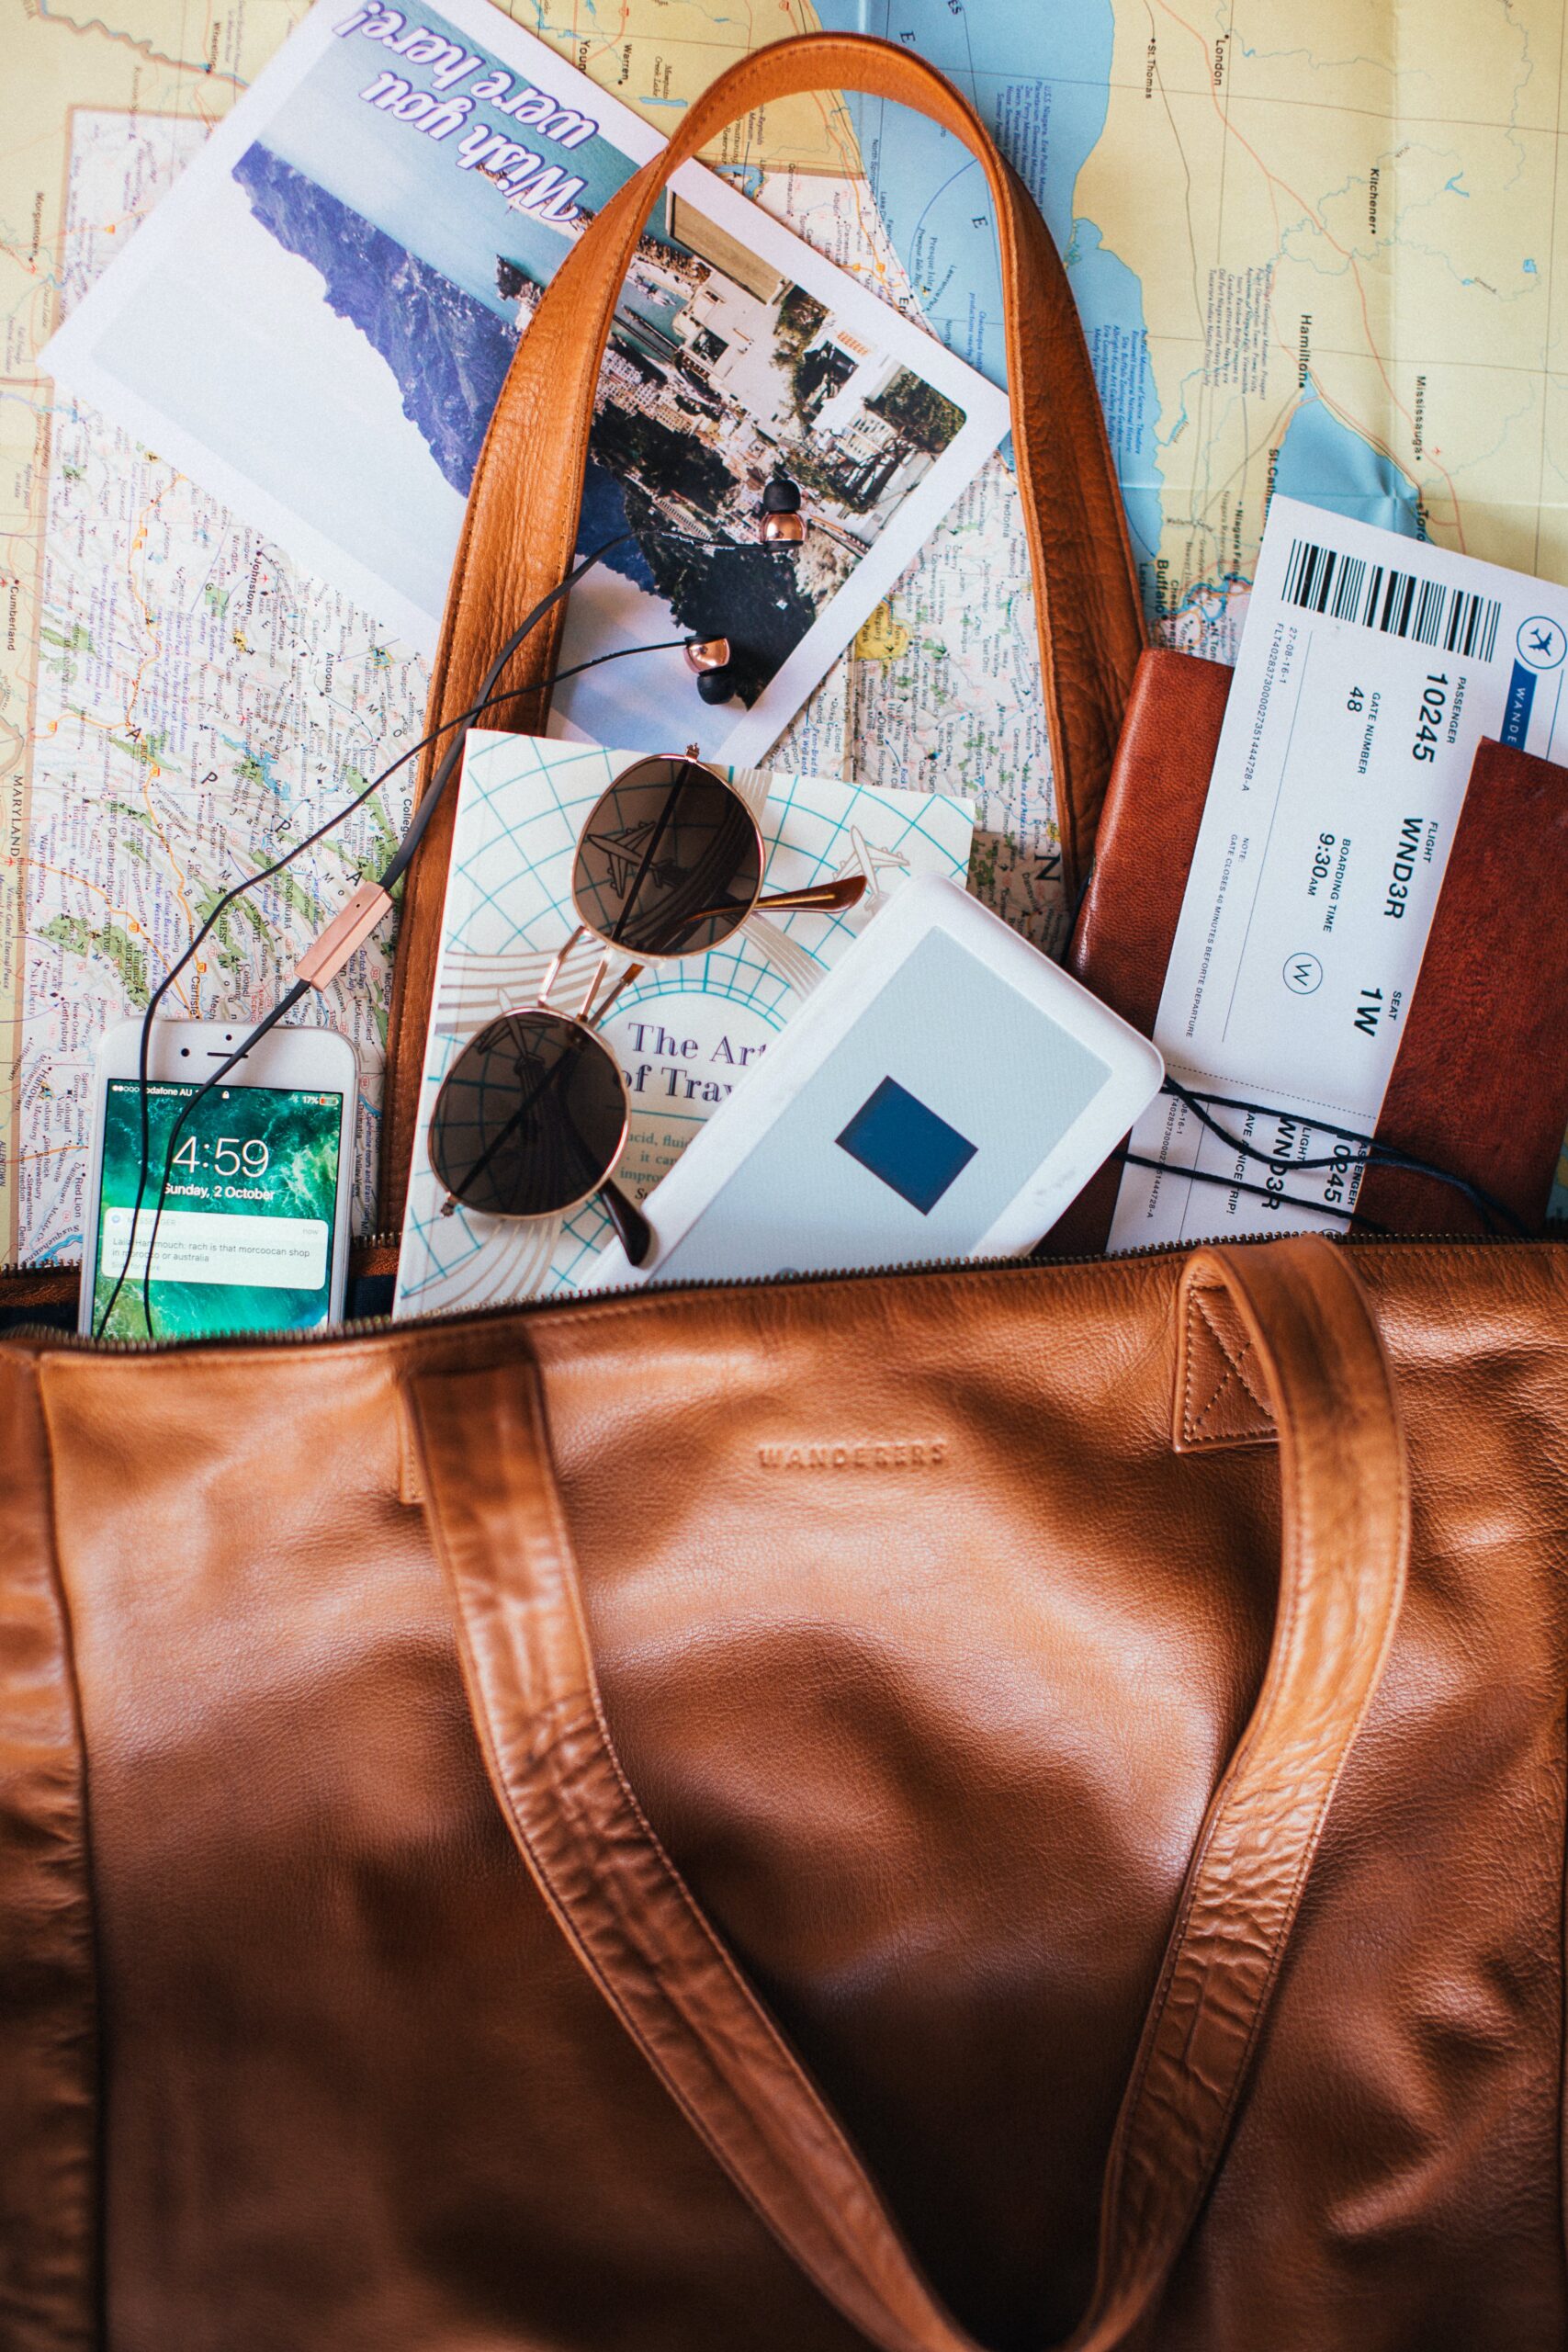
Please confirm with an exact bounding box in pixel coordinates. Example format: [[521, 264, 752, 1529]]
[[592, 875, 1165, 1289], [80, 1017, 357, 1340]]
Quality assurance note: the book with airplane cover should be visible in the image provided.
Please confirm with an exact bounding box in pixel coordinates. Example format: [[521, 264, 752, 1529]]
[[392, 731, 976, 1314]]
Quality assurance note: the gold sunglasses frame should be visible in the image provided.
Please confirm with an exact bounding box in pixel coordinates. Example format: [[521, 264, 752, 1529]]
[[430, 754, 865, 1263], [568, 754, 865, 960]]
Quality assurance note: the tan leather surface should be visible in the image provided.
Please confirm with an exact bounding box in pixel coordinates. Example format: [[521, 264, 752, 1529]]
[[6, 1236, 1565, 2347], [409, 1355, 967, 2352], [0, 1358, 96, 2351], [379, 33, 1146, 1228]]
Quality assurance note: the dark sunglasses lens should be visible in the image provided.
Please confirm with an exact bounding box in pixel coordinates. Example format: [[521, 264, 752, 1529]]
[[429, 1013, 625, 1218], [572, 760, 761, 957]]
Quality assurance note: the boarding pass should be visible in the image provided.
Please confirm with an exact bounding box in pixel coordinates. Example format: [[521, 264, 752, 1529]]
[[1109, 494, 1568, 1250]]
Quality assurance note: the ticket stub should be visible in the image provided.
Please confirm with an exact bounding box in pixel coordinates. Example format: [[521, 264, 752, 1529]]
[[1109, 494, 1568, 1250]]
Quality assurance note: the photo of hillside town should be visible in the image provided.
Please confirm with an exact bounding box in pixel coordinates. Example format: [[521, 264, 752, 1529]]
[[503, 195, 966, 703], [228, 129, 966, 710]]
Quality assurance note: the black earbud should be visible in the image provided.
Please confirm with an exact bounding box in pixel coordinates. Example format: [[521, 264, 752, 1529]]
[[759, 474, 805, 545]]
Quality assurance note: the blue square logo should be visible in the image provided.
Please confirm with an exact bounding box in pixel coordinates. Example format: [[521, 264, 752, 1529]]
[[835, 1077, 977, 1216]]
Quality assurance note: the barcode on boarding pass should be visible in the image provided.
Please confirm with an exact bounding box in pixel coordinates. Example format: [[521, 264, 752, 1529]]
[[1282, 537, 1501, 662]]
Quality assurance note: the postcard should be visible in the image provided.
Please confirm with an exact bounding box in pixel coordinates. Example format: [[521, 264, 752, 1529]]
[[391, 730, 975, 1315], [40, 0, 1010, 763]]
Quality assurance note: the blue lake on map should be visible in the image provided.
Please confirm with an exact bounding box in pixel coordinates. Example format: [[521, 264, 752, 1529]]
[[812, 0, 1165, 575], [813, 0, 1425, 594], [1272, 385, 1421, 539]]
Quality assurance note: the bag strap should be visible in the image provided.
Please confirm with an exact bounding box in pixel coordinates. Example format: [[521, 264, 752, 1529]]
[[407, 1235, 1407, 2351], [380, 32, 1146, 1227]]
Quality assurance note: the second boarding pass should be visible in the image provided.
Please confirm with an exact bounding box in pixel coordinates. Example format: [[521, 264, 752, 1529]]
[[1110, 493, 1568, 1250]]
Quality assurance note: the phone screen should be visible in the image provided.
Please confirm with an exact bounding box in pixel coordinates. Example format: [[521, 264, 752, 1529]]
[[92, 1079, 344, 1340]]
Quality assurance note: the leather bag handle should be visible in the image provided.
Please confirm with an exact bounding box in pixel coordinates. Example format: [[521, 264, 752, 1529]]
[[407, 1235, 1408, 2351], [381, 33, 1146, 1225]]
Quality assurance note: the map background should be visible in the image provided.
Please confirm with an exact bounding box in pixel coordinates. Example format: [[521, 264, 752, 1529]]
[[6, 0, 1568, 1272]]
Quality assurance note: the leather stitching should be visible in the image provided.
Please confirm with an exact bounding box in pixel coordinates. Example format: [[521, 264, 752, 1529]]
[[1192, 1295, 1270, 1421], [396, 1390, 425, 1509], [1190, 1298, 1269, 1429], [1186, 1332, 1255, 1434], [1180, 1284, 1276, 1451]]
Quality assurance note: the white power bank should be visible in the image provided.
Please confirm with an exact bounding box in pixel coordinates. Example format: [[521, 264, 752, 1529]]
[[595, 875, 1164, 1287]]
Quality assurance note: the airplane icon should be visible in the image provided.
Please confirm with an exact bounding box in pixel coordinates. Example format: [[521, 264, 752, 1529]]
[[834, 826, 908, 910], [1517, 615, 1566, 670]]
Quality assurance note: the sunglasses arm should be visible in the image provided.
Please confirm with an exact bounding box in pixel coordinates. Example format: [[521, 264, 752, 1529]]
[[755, 873, 867, 918], [602, 1178, 653, 1268], [628, 870, 868, 948]]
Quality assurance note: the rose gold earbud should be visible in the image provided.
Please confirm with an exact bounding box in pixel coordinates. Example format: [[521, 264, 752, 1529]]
[[759, 476, 805, 544], [683, 637, 736, 704], [683, 638, 732, 674]]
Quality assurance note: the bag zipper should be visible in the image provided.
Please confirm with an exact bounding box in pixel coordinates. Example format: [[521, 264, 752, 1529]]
[[4, 1223, 1545, 1356]]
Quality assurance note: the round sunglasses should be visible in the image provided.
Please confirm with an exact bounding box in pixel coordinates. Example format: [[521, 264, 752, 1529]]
[[428, 756, 865, 1264]]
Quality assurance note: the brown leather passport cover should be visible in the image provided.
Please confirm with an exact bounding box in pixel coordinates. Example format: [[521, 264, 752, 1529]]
[[1355, 736, 1568, 1235], [1052, 646, 1568, 1250], [1047, 650, 1226, 1254]]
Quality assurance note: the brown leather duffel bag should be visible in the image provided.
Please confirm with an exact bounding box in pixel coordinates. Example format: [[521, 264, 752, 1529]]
[[5, 37, 1565, 2352], [8, 1236, 1566, 2350]]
